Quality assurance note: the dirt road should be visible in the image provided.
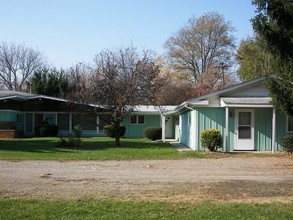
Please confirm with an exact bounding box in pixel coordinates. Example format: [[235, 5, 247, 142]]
[[1, 157, 293, 202]]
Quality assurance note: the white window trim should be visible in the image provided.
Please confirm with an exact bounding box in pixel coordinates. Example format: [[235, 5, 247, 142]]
[[188, 112, 191, 125]]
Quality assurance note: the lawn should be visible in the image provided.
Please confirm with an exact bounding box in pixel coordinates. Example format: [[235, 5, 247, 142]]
[[0, 137, 203, 160], [1, 138, 291, 219], [0, 198, 292, 220]]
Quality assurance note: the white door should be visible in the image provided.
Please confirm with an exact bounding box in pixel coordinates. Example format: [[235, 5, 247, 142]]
[[235, 110, 255, 150], [165, 116, 173, 138]]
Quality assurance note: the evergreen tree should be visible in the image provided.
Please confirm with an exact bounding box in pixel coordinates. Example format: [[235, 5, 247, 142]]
[[252, 0, 293, 115], [30, 68, 69, 98]]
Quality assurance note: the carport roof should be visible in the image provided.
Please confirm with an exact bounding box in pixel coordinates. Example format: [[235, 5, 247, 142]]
[[221, 97, 272, 107]]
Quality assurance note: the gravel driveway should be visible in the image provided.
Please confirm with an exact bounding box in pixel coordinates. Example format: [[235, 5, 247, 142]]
[[1, 157, 293, 202]]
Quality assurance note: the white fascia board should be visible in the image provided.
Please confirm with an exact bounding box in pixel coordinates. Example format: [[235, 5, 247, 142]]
[[221, 103, 273, 108], [189, 100, 209, 106], [133, 111, 160, 115], [0, 95, 29, 101], [0, 94, 67, 103]]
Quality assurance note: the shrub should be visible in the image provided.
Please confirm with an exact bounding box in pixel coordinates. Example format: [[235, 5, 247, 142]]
[[144, 127, 162, 141], [103, 125, 126, 138], [73, 124, 82, 138], [39, 124, 59, 137], [200, 129, 222, 152], [56, 137, 81, 148], [281, 135, 293, 154]]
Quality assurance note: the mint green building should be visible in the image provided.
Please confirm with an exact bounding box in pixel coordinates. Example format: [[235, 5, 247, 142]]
[[1, 77, 292, 152], [164, 77, 292, 152], [122, 106, 176, 138], [0, 91, 175, 138]]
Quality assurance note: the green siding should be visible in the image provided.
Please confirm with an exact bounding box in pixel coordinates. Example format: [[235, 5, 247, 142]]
[[179, 107, 287, 152], [123, 115, 161, 138], [229, 108, 286, 151], [276, 111, 287, 150], [196, 108, 225, 150], [255, 108, 272, 151], [0, 111, 17, 122], [241, 108, 285, 151], [180, 112, 190, 147], [228, 109, 235, 151]]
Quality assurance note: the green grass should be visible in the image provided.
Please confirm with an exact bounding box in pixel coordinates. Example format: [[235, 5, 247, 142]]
[[0, 137, 203, 160], [0, 198, 292, 220]]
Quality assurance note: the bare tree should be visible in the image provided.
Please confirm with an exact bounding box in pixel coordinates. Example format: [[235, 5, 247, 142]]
[[0, 42, 44, 91], [164, 12, 235, 86], [73, 47, 163, 146]]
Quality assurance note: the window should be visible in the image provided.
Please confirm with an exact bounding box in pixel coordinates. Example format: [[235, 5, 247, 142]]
[[288, 116, 293, 133], [72, 114, 96, 130], [238, 112, 252, 139], [130, 115, 137, 124], [138, 115, 144, 124], [188, 112, 191, 125], [130, 115, 144, 124]]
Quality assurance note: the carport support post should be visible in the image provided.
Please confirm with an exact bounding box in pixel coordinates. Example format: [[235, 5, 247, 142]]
[[272, 108, 276, 153], [224, 107, 229, 152], [161, 114, 166, 142]]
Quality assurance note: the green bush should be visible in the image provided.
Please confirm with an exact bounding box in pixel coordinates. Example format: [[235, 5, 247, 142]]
[[56, 137, 81, 148], [281, 135, 293, 154], [144, 127, 162, 141], [103, 125, 126, 138], [200, 129, 222, 152], [39, 124, 59, 137]]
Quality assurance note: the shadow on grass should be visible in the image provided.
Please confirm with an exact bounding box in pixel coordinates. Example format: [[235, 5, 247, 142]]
[[0, 137, 172, 152], [80, 138, 172, 150], [0, 138, 71, 153]]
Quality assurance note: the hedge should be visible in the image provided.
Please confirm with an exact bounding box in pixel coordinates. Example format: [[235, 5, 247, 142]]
[[144, 127, 162, 140]]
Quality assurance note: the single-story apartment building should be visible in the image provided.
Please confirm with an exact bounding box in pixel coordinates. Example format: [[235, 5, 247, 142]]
[[1, 76, 292, 152], [0, 91, 175, 138], [162, 76, 292, 153]]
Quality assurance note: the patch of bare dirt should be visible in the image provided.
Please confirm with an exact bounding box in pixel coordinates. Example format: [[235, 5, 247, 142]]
[[0, 156, 293, 203]]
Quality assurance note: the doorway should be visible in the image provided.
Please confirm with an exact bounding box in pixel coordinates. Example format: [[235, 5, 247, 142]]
[[235, 109, 255, 150]]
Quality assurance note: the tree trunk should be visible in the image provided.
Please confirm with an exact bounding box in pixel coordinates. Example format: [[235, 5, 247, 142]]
[[114, 122, 121, 146], [115, 136, 121, 146]]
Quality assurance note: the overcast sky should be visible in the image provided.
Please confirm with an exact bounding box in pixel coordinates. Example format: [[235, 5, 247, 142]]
[[0, 0, 256, 68]]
